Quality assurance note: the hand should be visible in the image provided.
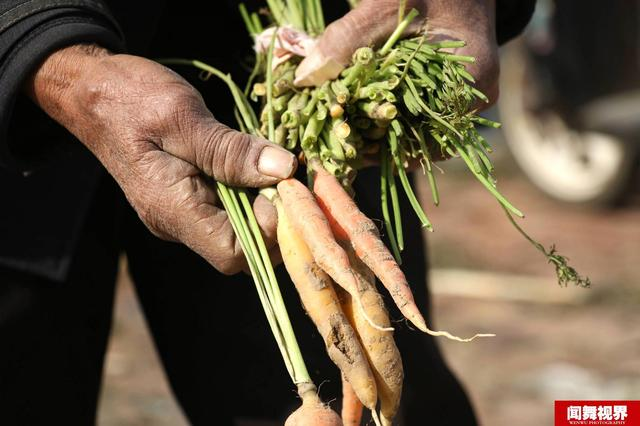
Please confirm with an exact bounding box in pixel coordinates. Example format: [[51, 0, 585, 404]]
[[295, 0, 499, 108], [27, 44, 297, 274]]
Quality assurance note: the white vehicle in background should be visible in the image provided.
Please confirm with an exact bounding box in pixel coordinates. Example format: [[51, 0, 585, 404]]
[[498, 0, 639, 205]]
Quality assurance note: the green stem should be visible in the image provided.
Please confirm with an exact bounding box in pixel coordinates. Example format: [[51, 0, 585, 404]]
[[451, 139, 524, 217], [380, 8, 420, 56], [286, 0, 305, 30], [380, 148, 403, 263], [238, 190, 311, 383], [387, 154, 404, 250], [502, 206, 591, 288], [216, 184, 295, 379], [266, 0, 286, 25], [239, 3, 256, 34], [388, 130, 433, 230], [158, 59, 258, 132], [266, 30, 279, 141], [409, 124, 440, 206]]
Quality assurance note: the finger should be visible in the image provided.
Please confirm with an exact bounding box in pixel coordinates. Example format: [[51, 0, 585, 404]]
[[165, 118, 298, 188], [253, 194, 278, 249], [428, 28, 499, 108], [267, 244, 283, 268], [133, 150, 249, 274], [173, 176, 249, 275], [295, 1, 402, 86], [239, 196, 282, 275], [254, 194, 284, 267]]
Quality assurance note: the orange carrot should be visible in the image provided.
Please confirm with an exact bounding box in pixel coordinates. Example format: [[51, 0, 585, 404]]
[[286, 383, 343, 426], [276, 198, 378, 411], [309, 161, 428, 332], [340, 247, 403, 426], [277, 178, 359, 299], [341, 374, 363, 426], [311, 161, 494, 342]]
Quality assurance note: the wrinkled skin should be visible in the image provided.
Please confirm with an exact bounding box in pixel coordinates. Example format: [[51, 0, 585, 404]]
[[27, 44, 296, 274], [26, 0, 498, 274], [296, 0, 499, 107]]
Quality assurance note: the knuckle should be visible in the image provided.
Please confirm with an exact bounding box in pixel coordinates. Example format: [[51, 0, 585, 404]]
[[217, 259, 243, 276], [135, 198, 167, 237], [322, 15, 361, 58], [145, 88, 200, 134], [201, 125, 253, 182], [75, 72, 119, 119], [211, 231, 245, 275]]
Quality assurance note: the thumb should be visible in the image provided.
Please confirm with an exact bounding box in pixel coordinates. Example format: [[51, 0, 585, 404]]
[[294, 2, 400, 87], [194, 121, 297, 187]]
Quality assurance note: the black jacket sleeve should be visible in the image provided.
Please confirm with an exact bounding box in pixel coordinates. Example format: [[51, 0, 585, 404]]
[[0, 0, 126, 173], [495, 0, 536, 45]]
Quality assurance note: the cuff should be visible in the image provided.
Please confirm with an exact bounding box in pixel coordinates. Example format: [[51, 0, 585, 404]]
[[495, 0, 536, 45], [0, 4, 126, 172]]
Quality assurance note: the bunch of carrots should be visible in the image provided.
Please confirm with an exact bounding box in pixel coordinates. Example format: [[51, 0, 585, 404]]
[[160, 0, 590, 424]]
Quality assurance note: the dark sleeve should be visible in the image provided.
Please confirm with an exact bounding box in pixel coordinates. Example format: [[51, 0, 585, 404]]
[[495, 0, 536, 45], [0, 0, 126, 173]]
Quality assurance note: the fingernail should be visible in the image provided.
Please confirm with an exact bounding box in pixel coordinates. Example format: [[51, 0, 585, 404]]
[[258, 146, 296, 179], [294, 48, 344, 87]]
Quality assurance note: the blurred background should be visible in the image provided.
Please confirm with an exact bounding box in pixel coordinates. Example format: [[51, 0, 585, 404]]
[[97, 1, 640, 425]]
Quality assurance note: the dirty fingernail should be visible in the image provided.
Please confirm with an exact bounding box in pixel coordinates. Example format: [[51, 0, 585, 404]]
[[258, 145, 297, 179]]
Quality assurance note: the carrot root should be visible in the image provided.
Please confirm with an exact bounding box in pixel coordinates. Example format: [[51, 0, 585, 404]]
[[371, 410, 382, 426], [277, 177, 390, 333], [286, 383, 342, 426], [276, 197, 378, 410], [341, 375, 363, 426], [339, 247, 404, 425]]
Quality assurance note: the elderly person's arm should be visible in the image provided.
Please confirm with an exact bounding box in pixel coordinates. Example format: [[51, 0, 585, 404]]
[[24, 43, 296, 274]]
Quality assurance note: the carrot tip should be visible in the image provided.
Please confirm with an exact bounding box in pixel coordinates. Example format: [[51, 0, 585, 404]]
[[412, 314, 495, 342], [424, 329, 496, 343], [371, 409, 382, 426]]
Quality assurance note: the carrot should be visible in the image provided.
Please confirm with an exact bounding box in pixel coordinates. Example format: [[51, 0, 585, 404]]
[[341, 374, 363, 426], [311, 161, 494, 342], [276, 178, 390, 333], [277, 178, 359, 301], [309, 160, 427, 332], [276, 198, 378, 411], [286, 383, 343, 426], [339, 247, 403, 426]]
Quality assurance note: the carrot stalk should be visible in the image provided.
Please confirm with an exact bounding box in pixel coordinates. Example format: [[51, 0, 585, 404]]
[[380, 148, 403, 263], [388, 131, 433, 231], [387, 154, 404, 251]]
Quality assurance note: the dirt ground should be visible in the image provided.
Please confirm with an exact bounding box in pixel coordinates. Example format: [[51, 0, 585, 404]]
[[421, 149, 640, 426], [97, 135, 640, 426]]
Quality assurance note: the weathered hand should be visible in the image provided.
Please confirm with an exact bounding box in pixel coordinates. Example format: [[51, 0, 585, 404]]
[[296, 0, 499, 108], [28, 44, 296, 274]]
